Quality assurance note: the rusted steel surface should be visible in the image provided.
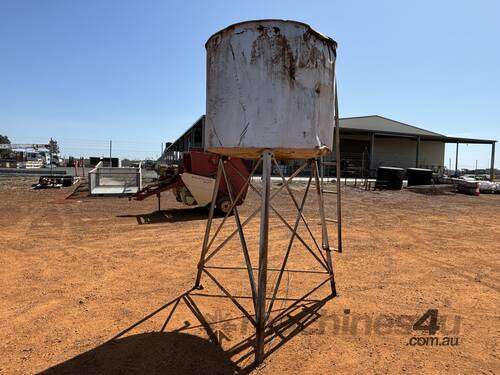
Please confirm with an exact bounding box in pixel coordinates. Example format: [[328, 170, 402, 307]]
[[205, 20, 337, 160]]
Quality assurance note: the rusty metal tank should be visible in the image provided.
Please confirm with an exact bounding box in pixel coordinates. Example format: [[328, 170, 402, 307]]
[[205, 19, 337, 160]]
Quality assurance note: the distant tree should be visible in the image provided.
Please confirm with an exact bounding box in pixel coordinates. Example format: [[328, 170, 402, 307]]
[[0, 134, 11, 158], [0, 134, 10, 144], [48, 138, 60, 154]]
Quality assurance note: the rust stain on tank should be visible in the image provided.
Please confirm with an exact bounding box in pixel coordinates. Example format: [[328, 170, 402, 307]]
[[298, 30, 326, 69], [250, 25, 296, 82]]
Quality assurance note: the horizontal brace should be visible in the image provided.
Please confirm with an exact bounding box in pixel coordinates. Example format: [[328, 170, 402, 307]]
[[204, 265, 329, 274], [322, 190, 338, 194], [190, 293, 323, 303], [325, 218, 338, 223], [320, 247, 338, 253]]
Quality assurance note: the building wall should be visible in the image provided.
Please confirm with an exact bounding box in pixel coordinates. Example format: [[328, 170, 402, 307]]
[[320, 134, 445, 176], [419, 140, 445, 168], [372, 137, 416, 169], [372, 138, 444, 170]]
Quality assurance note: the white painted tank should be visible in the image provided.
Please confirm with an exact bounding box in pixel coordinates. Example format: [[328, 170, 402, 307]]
[[205, 19, 337, 160]]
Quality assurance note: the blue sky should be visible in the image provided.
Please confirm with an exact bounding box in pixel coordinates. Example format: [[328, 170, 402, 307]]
[[0, 0, 498, 168]]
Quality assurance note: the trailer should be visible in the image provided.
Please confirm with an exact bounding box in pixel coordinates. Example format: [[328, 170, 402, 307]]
[[34, 174, 74, 189], [132, 151, 251, 214]]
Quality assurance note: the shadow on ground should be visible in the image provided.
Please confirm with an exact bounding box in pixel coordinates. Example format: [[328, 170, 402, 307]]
[[117, 207, 225, 224], [40, 286, 332, 374], [40, 331, 237, 375]]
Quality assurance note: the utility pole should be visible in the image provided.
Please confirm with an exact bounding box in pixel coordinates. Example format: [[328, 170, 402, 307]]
[[109, 140, 112, 167], [50, 139, 53, 175], [490, 143, 496, 182]]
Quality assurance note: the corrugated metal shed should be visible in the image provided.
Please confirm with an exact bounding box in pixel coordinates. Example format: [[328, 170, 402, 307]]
[[340, 115, 444, 137], [160, 114, 496, 179]]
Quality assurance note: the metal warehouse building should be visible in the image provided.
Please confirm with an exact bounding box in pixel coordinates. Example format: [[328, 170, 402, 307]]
[[161, 115, 496, 179]]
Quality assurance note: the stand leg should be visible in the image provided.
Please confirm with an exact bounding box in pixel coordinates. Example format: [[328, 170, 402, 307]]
[[334, 76, 343, 253], [313, 160, 337, 297], [194, 160, 223, 288], [221, 162, 258, 311], [255, 150, 272, 365], [313, 160, 329, 251]]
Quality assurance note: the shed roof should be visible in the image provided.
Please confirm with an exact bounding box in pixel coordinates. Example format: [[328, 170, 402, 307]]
[[340, 115, 445, 137], [340, 115, 496, 144]]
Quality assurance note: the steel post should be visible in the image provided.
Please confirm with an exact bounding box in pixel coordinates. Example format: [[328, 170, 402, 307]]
[[333, 78, 342, 253], [313, 160, 329, 251], [313, 160, 337, 296], [255, 150, 272, 365], [416, 136, 421, 168], [370, 133, 375, 177], [490, 143, 496, 181]]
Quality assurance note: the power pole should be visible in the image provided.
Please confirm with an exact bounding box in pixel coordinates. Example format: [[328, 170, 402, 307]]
[[50, 140, 53, 175], [109, 140, 112, 167]]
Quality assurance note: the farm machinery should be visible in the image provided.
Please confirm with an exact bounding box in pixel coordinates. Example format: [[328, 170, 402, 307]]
[[132, 151, 251, 214]]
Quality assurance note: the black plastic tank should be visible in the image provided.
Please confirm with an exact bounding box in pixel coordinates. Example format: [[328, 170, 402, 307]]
[[375, 167, 405, 190], [407, 168, 433, 186]]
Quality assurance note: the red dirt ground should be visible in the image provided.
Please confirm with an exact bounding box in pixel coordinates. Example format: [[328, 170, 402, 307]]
[[0, 177, 498, 374]]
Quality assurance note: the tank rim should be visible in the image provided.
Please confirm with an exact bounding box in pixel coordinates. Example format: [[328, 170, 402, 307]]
[[205, 19, 337, 49]]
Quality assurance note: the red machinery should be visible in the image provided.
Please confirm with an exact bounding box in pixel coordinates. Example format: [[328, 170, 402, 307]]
[[133, 151, 251, 214]]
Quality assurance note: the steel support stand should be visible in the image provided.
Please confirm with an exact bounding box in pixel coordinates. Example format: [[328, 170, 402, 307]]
[[192, 151, 340, 367]]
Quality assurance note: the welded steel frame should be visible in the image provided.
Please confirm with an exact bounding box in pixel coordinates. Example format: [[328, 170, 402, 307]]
[[193, 151, 338, 366]]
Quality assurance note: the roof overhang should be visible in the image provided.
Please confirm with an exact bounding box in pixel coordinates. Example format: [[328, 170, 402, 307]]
[[441, 136, 496, 145], [340, 128, 496, 144]]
